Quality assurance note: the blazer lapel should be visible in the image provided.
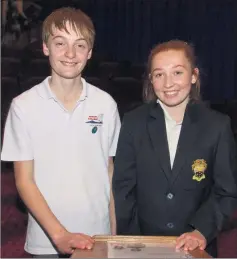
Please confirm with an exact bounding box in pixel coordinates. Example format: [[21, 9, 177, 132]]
[[148, 103, 172, 179], [171, 102, 200, 185]]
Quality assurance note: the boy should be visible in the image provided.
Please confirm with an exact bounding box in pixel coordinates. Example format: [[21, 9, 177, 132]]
[[1, 7, 121, 257]]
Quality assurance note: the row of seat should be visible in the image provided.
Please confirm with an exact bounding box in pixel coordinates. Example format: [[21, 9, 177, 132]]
[[2, 46, 237, 135], [1, 76, 143, 123], [2, 45, 146, 136], [2, 57, 146, 79], [3, 77, 237, 138]]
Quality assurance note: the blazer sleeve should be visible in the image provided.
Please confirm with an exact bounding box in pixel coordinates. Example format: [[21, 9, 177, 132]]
[[189, 116, 237, 243], [112, 114, 140, 235]]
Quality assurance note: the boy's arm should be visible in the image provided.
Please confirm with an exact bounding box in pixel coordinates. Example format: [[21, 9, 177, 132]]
[[108, 157, 116, 235], [14, 160, 94, 254], [14, 160, 66, 239]]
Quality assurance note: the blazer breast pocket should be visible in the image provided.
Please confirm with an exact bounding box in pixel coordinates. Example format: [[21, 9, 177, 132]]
[[180, 147, 214, 190], [181, 165, 211, 191], [182, 177, 209, 191]]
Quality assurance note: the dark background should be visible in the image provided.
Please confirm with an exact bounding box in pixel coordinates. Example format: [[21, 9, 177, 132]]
[[36, 0, 237, 101]]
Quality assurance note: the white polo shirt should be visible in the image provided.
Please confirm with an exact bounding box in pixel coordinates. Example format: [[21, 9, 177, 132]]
[[158, 101, 182, 168], [1, 77, 121, 255]]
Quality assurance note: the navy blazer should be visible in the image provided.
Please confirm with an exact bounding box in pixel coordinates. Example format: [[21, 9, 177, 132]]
[[113, 101, 237, 256]]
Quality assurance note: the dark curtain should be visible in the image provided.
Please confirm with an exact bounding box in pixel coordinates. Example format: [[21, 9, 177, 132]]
[[50, 0, 237, 101]]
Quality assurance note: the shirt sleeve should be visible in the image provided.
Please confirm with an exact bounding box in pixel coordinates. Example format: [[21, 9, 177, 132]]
[[108, 103, 121, 157], [1, 100, 34, 161]]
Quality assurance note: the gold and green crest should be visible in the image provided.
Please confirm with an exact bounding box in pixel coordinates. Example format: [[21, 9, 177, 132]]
[[192, 159, 207, 182]]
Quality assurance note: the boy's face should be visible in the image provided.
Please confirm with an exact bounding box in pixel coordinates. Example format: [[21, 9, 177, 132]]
[[43, 21, 92, 80]]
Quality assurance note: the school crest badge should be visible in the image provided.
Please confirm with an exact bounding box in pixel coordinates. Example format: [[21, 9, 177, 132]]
[[192, 159, 207, 182], [85, 114, 104, 134]]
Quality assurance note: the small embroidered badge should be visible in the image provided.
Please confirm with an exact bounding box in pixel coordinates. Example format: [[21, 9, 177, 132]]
[[192, 159, 207, 182]]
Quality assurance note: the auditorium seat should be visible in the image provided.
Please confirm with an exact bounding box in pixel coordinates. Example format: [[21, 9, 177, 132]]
[[2, 58, 21, 77], [1, 77, 20, 120], [22, 40, 46, 59], [108, 77, 143, 118], [117, 61, 132, 77], [99, 61, 119, 79], [83, 59, 100, 77], [27, 48, 46, 60], [19, 76, 46, 92], [2, 47, 22, 58], [84, 77, 101, 88], [20, 59, 50, 78], [1, 77, 20, 143], [109, 76, 143, 100], [131, 63, 146, 80]]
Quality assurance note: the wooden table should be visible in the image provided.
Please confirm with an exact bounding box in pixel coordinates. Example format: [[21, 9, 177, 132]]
[[71, 235, 211, 258]]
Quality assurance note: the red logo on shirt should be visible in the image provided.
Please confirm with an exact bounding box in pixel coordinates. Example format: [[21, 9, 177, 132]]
[[88, 116, 98, 121]]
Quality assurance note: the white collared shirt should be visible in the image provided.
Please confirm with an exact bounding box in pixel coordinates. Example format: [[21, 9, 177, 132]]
[[1, 77, 121, 254], [158, 100, 182, 169]]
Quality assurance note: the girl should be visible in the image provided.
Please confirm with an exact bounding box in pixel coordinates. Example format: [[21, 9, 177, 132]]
[[112, 40, 237, 257]]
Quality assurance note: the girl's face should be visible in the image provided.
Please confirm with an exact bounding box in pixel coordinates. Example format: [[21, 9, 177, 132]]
[[150, 49, 198, 109]]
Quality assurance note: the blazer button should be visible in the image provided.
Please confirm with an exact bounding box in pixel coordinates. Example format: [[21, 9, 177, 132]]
[[167, 193, 174, 199], [167, 223, 174, 229]]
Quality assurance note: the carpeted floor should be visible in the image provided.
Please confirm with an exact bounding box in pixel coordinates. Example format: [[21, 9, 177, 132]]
[[1, 171, 30, 258], [1, 169, 237, 258]]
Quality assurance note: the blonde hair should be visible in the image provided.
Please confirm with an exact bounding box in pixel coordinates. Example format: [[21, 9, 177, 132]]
[[42, 7, 95, 48], [143, 40, 200, 103]]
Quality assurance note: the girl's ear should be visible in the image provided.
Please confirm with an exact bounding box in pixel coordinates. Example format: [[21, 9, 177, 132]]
[[191, 68, 199, 84]]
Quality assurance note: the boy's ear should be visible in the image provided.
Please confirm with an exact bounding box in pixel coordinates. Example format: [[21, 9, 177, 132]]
[[43, 42, 49, 56], [87, 49, 92, 60]]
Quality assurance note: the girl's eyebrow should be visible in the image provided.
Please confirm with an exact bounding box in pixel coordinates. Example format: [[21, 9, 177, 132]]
[[173, 65, 186, 69], [151, 64, 187, 73]]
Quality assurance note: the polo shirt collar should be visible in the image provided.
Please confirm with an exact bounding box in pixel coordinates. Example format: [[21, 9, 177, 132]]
[[37, 76, 88, 101], [79, 78, 88, 101]]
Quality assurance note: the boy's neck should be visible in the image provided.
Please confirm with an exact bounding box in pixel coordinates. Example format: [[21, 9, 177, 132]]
[[49, 73, 83, 111]]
